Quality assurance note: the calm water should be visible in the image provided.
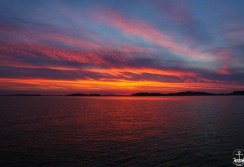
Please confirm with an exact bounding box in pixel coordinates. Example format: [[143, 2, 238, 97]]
[[0, 96, 244, 166]]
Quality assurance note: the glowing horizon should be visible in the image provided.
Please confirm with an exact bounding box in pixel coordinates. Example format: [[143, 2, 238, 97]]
[[0, 0, 244, 95]]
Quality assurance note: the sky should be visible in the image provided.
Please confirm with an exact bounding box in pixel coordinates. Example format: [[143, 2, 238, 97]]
[[0, 0, 244, 95]]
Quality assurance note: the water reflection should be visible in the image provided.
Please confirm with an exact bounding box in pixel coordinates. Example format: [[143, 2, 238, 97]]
[[0, 96, 244, 166]]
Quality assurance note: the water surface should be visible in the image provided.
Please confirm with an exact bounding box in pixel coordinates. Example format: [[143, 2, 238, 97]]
[[0, 96, 244, 166]]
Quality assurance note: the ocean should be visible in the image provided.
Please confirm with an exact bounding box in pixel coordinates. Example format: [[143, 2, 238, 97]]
[[0, 96, 244, 166]]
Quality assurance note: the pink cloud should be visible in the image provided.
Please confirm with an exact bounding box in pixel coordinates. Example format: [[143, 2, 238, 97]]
[[210, 49, 232, 75], [91, 6, 215, 62]]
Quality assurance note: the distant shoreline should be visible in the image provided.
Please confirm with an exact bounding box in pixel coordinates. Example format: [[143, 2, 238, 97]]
[[1, 91, 244, 96], [131, 91, 244, 96]]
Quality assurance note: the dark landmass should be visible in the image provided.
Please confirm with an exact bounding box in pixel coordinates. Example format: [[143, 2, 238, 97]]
[[5, 94, 42, 96], [131, 91, 244, 96], [167, 91, 212, 96], [89, 94, 101, 96], [229, 91, 244, 95], [2, 91, 244, 96]]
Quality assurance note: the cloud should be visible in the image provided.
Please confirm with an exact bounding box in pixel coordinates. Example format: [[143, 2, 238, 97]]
[[91, 6, 217, 64], [1, 0, 244, 94], [1, 77, 244, 95]]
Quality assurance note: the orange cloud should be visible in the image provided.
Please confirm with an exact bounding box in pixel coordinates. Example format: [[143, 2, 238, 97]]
[[1, 77, 243, 95], [84, 68, 197, 78]]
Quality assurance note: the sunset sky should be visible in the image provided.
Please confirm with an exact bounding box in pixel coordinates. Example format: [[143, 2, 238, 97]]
[[1, 0, 244, 95]]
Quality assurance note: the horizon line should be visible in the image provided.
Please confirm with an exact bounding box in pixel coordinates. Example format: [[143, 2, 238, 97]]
[[1, 90, 244, 96]]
